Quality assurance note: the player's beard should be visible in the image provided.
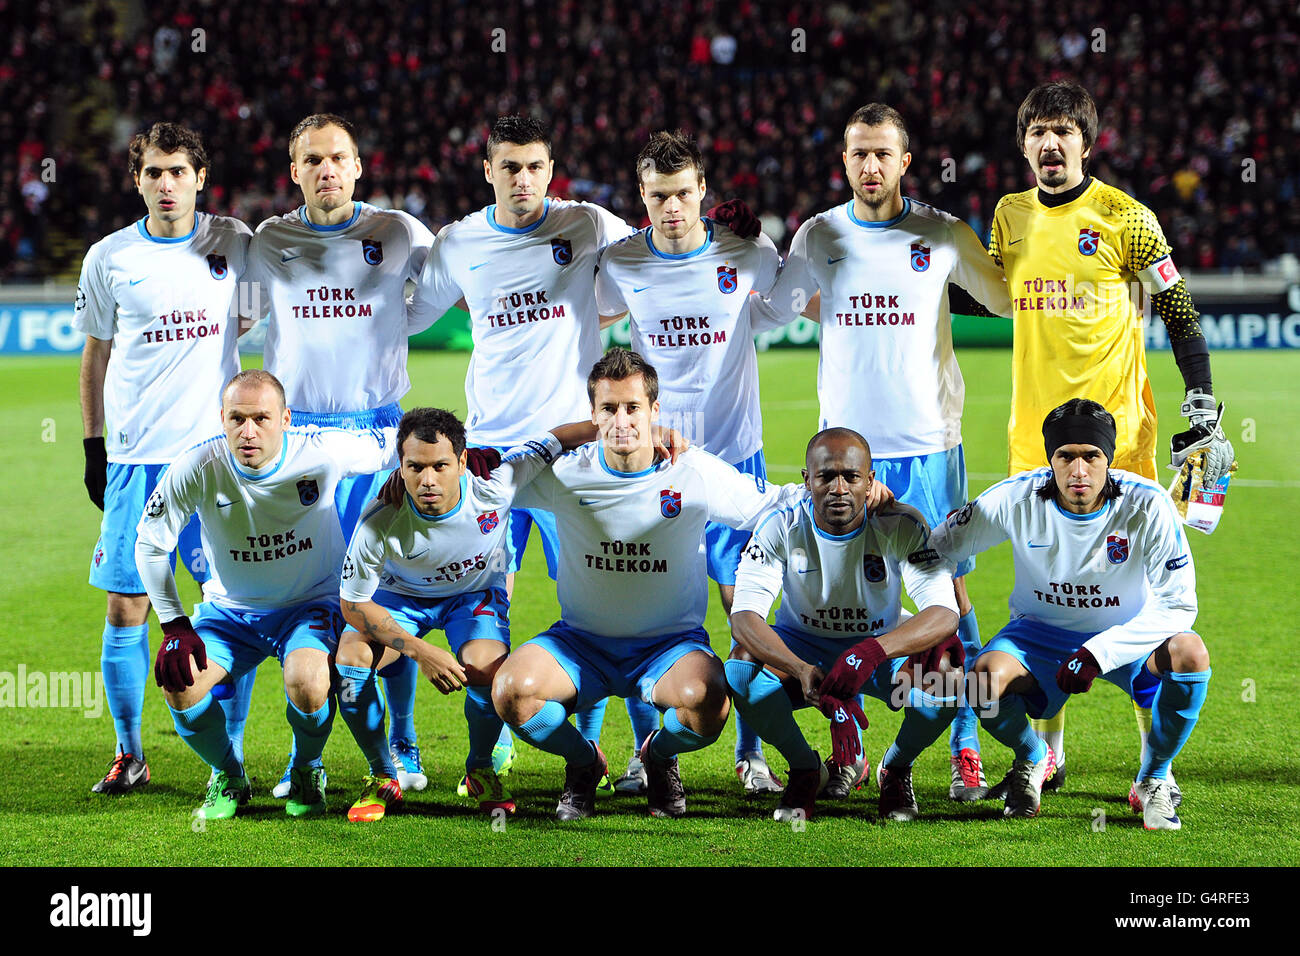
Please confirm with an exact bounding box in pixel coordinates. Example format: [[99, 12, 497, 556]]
[[1036, 153, 1069, 187], [854, 179, 897, 210]]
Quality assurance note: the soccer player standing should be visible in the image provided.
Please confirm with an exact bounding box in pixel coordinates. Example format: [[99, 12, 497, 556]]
[[756, 104, 1012, 799], [990, 82, 1233, 786], [245, 113, 435, 795], [928, 400, 1209, 829], [729, 428, 962, 823], [592, 130, 787, 795], [135, 370, 394, 819], [75, 122, 253, 795]]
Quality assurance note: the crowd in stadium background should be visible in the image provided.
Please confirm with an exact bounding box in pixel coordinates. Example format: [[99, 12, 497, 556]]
[[4, 0, 1297, 285]]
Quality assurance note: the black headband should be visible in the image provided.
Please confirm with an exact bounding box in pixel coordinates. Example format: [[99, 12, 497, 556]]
[[1043, 413, 1116, 464]]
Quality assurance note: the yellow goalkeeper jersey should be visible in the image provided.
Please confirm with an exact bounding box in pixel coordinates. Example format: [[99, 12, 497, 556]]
[[990, 178, 1174, 479]]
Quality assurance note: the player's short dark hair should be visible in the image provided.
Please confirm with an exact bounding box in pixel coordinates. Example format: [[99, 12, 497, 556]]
[[806, 427, 872, 469], [1036, 398, 1123, 503], [288, 113, 360, 161], [223, 369, 286, 409], [587, 348, 659, 405], [1016, 82, 1099, 152], [397, 407, 466, 459], [635, 130, 705, 184], [128, 122, 209, 177], [843, 103, 910, 154], [486, 115, 552, 161]]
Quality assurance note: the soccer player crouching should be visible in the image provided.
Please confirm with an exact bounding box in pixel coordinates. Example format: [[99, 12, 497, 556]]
[[730, 428, 963, 823], [491, 349, 795, 821], [135, 370, 393, 820], [927, 399, 1210, 828], [335, 408, 608, 821]]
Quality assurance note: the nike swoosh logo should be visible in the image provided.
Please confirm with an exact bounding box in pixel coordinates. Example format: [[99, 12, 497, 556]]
[[469, 262, 490, 271], [827, 256, 847, 264], [1028, 542, 1051, 548], [578, 498, 599, 507], [125, 763, 147, 785], [129, 277, 146, 286], [796, 567, 820, 574], [404, 549, 428, 560], [1008, 238, 1024, 245], [281, 253, 302, 262], [216, 499, 234, 509], [632, 286, 650, 293]]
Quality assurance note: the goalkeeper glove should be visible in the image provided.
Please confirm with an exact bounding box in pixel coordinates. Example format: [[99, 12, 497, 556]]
[[818, 695, 868, 765], [83, 437, 107, 511], [1170, 388, 1234, 487], [819, 636, 886, 699], [1055, 646, 1101, 695], [154, 617, 208, 692]]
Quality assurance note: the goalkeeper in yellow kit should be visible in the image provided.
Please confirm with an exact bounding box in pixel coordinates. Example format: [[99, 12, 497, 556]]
[[987, 81, 1233, 796]]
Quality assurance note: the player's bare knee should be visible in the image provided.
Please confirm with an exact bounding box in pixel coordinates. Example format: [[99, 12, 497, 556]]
[[460, 641, 508, 686], [106, 592, 150, 628], [490, 666, 537, 725], [1168, 632, 1210, 672], [334, 631, 375, 669]]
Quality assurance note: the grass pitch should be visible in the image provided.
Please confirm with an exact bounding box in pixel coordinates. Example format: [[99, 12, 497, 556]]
[[0, 346, 1296, 867]]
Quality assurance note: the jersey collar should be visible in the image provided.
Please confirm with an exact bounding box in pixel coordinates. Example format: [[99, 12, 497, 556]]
[[845, 197, 911, 229], [299, 202, 362, 232], [229, 437, 288, 481], [645, 219, 713, 259], [136, 216, 199, 244], [1052, 496, 1112, 521], [806, 498, 867, 540], [597, 446, 660, 479], [405, 474, 468, 521], [486, 198, 551, 234]]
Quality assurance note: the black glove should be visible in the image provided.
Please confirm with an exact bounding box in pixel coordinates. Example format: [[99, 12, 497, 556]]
[[154, 617, 208, 692], [706, 198, 761, 240], [84, 437, 107, 511]]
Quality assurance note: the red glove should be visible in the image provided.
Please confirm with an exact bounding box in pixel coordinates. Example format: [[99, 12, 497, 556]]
[[154, 617, 207, 692], [1056, 646, 1102, 694], [908, 632, 965, 678], [706, 198, 761, 240], [819, 637, 886, 699], [464, 447, 501, 478], [819, 695, 868, 765]]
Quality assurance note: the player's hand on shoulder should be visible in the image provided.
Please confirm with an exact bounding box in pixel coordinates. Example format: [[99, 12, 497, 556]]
[[154, 617, 207, 692], [413, 641, 467, 694], [464, 447, 502, 479], [707, 198, 761, 240], [376, 468, 404, 509], [83, 437, 107, 511], [652, 425, 690, 464], [865, 478, 895, 514]]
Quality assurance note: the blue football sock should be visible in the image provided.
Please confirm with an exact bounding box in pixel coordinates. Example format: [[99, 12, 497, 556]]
[[1139, 669, 1211, 780], [465, 684, 503, 771], [724, 659, 819, 771], [218, 667, 257, 765], [380, 653, 418, 746], [977, 695, 1047, 763], [101, 621, 149, 757], [733, 709, 765, 762], [574, 697, 608, 743], [949, 609, 982, 755], [515, 700, 596, 766], [336, 664, 395, 777], [625, 696, 660, 749], [649, 707, 712, 760], [170, 693, 242, 777], [884, 687, 959, 769], [286, 695, 335, 769]]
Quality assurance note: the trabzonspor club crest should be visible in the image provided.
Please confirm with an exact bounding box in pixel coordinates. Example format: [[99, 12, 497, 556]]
[[863, 553, 886, 582], [297, 479, 320, 506], [1106, 534, 1129, 564], [660, 488, 681, 518], [477, 510, 500, 534], [910, 242, 930, 272], [206, 254, 228, 280], [551, 238, 573, 266], [717, 265, 738, 294], [1078, 228, 1100, 256], [361, 238, 383, 266]]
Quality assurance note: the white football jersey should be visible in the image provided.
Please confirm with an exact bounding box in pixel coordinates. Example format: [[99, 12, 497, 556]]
[[135, 426, 391, 619], [758, 199, 1011, 457], [248, 202, 434, 413], [341, 434, 563, 601], [409, 199, 636, 447], [73, 214, 250, 464], [928, 469, 1197, 672], [513, 445, 795, 639], [595, 223, 782, 463], [732, 490, 957, 639]]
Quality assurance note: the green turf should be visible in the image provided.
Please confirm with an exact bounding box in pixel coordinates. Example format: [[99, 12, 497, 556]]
[[1, 347, 1296, 866]]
